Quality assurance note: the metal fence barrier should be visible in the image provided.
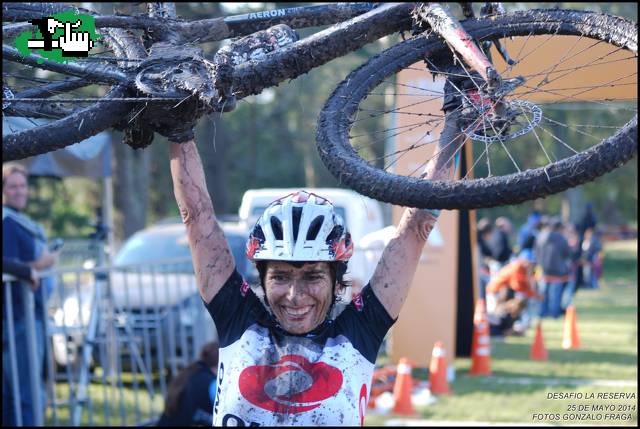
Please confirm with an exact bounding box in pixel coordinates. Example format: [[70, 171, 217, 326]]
[[2, 256, 217, 426]]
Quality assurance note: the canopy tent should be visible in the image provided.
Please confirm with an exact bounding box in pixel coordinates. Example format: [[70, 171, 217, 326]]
[[3, 117, 111, 178]]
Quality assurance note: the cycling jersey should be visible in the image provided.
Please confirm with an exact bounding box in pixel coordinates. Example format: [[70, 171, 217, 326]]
[[204, 269, 395, 426]]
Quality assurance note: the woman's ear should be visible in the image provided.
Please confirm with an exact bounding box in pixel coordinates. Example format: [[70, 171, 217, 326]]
[[333, 282, 348, 303]]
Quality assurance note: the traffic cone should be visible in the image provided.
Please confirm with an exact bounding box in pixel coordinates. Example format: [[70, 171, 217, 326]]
[[392, 358, 416, 415], [530, 321, 548, 361], [469, 299, 492, 376], [429, 341, 450, 394], [562, 305, 581, 349]]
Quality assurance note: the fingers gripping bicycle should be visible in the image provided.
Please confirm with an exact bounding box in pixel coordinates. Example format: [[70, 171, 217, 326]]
[[3, 3, 637, 209]]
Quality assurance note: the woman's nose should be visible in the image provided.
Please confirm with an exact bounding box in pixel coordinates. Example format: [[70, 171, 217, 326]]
[[286, 280, 306, 301]]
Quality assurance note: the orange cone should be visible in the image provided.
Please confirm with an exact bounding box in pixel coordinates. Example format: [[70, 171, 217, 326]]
[[392, 358, 417, 415], [562, 305, 581, 349], [469, 299, 492, 376], [530, 321, 548, 361], [429, 341, 450, 394]]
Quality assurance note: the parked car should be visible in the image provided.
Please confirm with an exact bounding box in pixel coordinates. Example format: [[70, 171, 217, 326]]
[[51, 220, 257, 371]]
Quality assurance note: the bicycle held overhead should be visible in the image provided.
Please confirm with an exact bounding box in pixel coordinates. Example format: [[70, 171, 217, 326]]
[[2, 3, 637, 209]]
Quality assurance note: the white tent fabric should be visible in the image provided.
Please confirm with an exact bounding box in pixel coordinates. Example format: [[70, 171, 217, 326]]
[[3, 116, 112, 178]]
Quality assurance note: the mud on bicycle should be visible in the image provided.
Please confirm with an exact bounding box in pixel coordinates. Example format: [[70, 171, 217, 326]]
[[3, 2, 637, 209]]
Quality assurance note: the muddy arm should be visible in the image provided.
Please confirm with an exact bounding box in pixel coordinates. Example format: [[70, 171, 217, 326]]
[[169, 141, 235, 304], [370, 111, 465, 319]]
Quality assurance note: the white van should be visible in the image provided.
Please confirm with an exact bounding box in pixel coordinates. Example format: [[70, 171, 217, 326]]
[[238, 188, 386, 290]]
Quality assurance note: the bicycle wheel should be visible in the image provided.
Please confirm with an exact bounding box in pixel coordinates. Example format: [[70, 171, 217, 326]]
[[317, 9, 637, 209]]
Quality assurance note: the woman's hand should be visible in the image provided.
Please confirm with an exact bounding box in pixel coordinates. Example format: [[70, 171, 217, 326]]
[[28, 267, 39, 291], [31, 249, 59, 270]]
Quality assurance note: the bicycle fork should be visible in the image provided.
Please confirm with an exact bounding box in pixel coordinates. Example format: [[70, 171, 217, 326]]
[[416, 3, 497, 85], [416, 3, 528, 136]]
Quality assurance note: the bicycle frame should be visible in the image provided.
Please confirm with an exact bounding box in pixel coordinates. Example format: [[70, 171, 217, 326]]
[[417, 3, 495, 82], [222, 1, 500, 87], [220, 3, 379, 39], [3, 2, 508, 161], [417, 3, 517, 125]]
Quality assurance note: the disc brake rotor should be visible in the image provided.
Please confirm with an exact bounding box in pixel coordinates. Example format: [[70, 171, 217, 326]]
[[463, 99, 542, 144]]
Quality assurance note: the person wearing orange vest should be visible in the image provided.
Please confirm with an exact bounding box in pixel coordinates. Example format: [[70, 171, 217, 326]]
[[486, 250, 541, 336]]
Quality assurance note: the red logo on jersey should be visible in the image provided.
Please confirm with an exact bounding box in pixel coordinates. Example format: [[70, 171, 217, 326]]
[[352, 292, 364, 311], [240, 280, 250, 297], [238, 354, 343, 414], [359, 383, 367, 426]]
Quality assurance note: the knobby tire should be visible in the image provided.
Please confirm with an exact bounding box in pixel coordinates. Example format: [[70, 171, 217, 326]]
[[317, 9, 638, 209]]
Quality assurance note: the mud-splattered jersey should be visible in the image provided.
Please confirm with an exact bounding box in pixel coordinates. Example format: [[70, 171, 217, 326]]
[[204, 269, 395, 426]]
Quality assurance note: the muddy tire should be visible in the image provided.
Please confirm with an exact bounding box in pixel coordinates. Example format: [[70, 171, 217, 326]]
[[317, 10, 637, 209]]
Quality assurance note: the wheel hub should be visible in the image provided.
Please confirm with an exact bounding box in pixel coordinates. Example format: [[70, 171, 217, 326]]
[[461, 98, 542, 143]]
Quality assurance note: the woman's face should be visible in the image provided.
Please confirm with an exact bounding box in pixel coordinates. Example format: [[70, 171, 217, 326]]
[[264, 261, 334, 335], [2, 172, 29, 210]]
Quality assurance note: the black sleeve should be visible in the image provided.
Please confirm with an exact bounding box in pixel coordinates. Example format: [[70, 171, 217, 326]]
[[334, 285, 396, 364], [3, 257, 32, 282], [204, 269, 266, 348]]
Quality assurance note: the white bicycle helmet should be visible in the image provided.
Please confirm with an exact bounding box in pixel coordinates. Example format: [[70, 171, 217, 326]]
[[246, 190, 353, 262]]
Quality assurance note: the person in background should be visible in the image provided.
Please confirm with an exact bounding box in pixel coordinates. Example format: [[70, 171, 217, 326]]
[[3, 162, 59, 426], [517, 211, 542, 253], [157, 341, 219, 426], [487, 216, 513, 277], [574, 203, 598, 287], [485, 250, 541, 336], [581, 228, 604, 289], [535, 218, 572, 318], [476, 217, 494, 300]]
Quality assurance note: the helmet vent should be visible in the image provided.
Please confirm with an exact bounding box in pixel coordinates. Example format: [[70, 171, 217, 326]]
[[270, 216, 283, 240], [292, 207, 302, 242], [252, 224, 266, 241], [326, 224, 344, 244], [306, 216, 325, 241]]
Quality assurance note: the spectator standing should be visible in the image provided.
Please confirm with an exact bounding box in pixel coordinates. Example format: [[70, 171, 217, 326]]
[[535, 218, 572, 318], [576, 203, 597, 241], [476, 218, 494, 300], [2, 162, 58, 426], [157, 341, 219, 426], [487, 216, 513, 277], [517, 211, 542, 252], [574, 203, 598, 287], [581, 228, 603, 289]]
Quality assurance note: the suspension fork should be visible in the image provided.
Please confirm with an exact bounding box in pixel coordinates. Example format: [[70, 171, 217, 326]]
[[416, 3, 501, 90]]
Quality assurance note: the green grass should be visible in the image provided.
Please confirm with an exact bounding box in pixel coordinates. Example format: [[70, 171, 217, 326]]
[[46, 381, 163, 426], [366, 239, 638, 426]]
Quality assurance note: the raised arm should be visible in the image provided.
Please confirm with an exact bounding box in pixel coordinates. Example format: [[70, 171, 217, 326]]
[[169, 140, 235, 304], [370, 111, 465, 319]]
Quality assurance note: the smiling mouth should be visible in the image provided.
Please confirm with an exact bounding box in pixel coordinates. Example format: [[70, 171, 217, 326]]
[[281, 305, 313, 319]]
